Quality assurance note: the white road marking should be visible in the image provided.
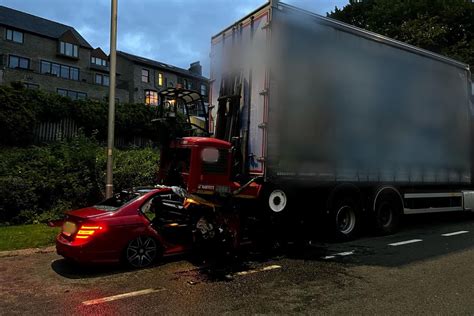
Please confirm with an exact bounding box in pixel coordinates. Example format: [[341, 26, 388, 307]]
[[442, 230, 469, 237], [235, 264, 281, 276], [389, 239, 423, 246], [322, 251, 354, 260], [322, 255, 336, 260], [82, 288, 165, 306]]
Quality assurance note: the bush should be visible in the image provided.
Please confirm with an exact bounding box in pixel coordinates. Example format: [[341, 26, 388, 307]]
[[0, 86, 39, 146], [0, 136, 160, 225], [95, 146, 160, 196], [0, 85, 162, 146]]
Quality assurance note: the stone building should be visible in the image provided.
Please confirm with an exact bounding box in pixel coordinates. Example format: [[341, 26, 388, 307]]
[[0, 5, 130, 102], [116, 51, 208, 105], [0, 5, 209, 105]]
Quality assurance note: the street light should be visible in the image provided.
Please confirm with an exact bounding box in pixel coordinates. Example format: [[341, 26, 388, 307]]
[[106, 0, 118, 199]]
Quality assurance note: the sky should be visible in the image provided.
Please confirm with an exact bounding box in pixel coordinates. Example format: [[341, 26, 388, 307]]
[[0, 0, 349, 76]]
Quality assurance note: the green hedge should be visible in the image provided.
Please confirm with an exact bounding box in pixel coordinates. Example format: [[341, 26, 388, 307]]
[[0, 85, 161, 146], [0, 136, 160, 225]]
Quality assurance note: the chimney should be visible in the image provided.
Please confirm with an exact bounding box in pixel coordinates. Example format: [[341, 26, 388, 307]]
[[189, 61, 202, 76]]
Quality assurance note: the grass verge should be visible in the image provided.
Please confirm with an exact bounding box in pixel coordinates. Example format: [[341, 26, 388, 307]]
[[0, 224, 60, 251]]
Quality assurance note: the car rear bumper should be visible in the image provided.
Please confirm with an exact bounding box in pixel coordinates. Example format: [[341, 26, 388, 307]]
[[56, 234, 120, 264]]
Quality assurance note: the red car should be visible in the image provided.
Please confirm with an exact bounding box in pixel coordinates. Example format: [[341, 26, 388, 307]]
[[56, 186, 198, 268]]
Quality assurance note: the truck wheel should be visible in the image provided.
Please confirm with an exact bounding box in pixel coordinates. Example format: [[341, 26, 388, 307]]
[[330, 198, 360, 241], [257, 187, 291, 251], [263, 188, 291, 226], [268, 189, 288, 214], [374, 195, 402, 235]]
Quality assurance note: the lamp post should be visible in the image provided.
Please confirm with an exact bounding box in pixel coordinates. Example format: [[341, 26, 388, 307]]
[[106, 0, 118, 198]]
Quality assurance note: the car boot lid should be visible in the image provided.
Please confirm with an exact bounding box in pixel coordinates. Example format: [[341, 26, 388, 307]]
[[65, 206, 112, 219]]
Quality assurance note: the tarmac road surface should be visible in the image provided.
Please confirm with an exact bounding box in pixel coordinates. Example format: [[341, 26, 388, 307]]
[[2, 212, 474, 315]]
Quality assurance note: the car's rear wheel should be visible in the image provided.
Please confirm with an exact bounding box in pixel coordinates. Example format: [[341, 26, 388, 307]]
[[125, 236, 159, 268]]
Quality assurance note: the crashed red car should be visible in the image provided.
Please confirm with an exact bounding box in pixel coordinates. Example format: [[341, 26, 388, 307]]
[[56, 186, 198, 268]]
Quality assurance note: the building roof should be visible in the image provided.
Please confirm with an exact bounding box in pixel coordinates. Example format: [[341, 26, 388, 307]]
[[117, 51, 208, 81], [91, 47, 108, 59], [0, 5, 92, 49]]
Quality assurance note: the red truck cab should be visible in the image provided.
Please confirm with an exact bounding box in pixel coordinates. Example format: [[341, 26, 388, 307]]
[[159, 136, 260, 199], [156, 86, 260, 200]]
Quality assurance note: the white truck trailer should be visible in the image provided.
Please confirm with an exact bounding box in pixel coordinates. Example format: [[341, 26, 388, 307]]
[[206, 1, 473, 239]]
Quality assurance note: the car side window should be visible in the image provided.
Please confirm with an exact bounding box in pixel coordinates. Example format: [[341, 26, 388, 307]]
[[140, 192, 184, 221], [140, 198, 155, 221]]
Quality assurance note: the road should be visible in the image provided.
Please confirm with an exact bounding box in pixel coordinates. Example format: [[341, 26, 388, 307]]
[[2, 212, 474, 315]]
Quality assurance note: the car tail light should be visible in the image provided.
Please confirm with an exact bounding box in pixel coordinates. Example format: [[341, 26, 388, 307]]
[[75, 224, 105, 240]]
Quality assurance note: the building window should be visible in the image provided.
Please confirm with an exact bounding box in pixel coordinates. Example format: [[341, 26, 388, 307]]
[[200, 84, 207, 96], [91, 57, 107, 66], [95, 73, 110, 86], [59, 41, 79, 58], [157, 72, 163, 86], [142, 69, 149, 82], [57, 88, 87, 100], [40, 60, 79, 80], [6, 29, 23, 43], [183, 79, 192, 90], [8, 55, 29, 69], [145, 90, 158, 105], [69, 67, 79, 80]]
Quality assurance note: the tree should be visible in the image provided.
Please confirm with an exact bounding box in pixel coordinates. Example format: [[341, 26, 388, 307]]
[[328, 0, 474, 68]]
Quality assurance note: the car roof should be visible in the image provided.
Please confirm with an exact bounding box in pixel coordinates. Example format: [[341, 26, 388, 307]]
[[180, 137, 231, 148], [121, 187, 172, 195]]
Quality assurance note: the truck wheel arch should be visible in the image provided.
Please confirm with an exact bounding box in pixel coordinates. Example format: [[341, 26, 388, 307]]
[[373, 186, 403, 213], [326, 183, 362, 214]]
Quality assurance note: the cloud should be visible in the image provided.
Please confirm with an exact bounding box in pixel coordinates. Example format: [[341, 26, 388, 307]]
[[1, 0, 349, 76]]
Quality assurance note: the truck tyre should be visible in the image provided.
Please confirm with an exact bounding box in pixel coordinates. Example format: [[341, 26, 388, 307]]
[[374, 194, 402, 235], [257, 187, 291, 251], [262, 187, 291, 226], [330, 197, 360, 241], [267, 189, 288, 215]]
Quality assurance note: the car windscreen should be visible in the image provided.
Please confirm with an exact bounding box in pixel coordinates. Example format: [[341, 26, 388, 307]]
[[94, 190, 145, 211]]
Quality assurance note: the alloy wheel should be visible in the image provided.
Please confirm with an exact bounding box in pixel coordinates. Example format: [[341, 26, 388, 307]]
[[126, 236, 157, 268]]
